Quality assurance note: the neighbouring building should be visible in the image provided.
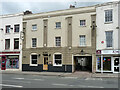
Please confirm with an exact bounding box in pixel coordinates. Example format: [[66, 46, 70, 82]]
[[22, 5, 96, 73], [0, 13, 23, 71], [96, 1, 120, 73]]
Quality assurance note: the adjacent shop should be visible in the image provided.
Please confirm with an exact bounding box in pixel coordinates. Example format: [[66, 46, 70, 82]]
[[96, 50, 120, 73]]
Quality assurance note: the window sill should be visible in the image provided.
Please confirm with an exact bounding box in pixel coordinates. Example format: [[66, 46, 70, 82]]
[[53, 64, 62, 67], [31, 29, 37, 31], [55, 27, 61, 29], [30, 64, 38, 66], [5, 33, 11, 35], [104, 21, 113, 24], [14, 32, 19, 34], [79, 25, 86, 27], [105, 47, 114, 50], [31, 47, 37, 48], [78, 45, 87, 47]]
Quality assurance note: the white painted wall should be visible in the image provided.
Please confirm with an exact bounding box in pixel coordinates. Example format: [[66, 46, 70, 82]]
[[96, 2, 119, 50], [0, 13, 23, 70]]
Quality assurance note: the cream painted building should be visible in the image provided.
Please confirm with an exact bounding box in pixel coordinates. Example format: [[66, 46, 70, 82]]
[[22, 6, 96, 73]]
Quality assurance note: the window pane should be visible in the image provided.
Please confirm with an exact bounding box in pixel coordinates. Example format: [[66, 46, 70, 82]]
[[80, 35, 86, 46], [80, 20, 86, 26], [103, 57, 111, 71], [6, 25, 10, 33], [32, 38, 37, 47], [31, 55, 37, 64], [106, 31, 113, 47], [55, 54, 61, 59], [54, 54, 62, 65], [56, 22, 61, 28], [14, 24, 19, 32], [55, 37, 61, 46], [32, 25, 37, 30], [14, 38, 19, 49], [105, 10, 112, 22], [5, 39, 10, 49]]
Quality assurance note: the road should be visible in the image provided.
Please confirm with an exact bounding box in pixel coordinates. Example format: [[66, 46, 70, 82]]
[[0, 73, 118, 88]]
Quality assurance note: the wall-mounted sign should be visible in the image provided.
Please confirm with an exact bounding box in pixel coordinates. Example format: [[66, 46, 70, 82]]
[[101, 41, 104, 44], [101, 50, 120, 54]]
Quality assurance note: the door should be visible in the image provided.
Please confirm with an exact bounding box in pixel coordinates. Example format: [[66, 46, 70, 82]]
[[1, 56, 6, 70], [43, 56, 48, 70], [113, 57, 120, 73]]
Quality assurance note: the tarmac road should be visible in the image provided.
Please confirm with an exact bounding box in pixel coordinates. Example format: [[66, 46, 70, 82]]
[[0, 73, 119, 88]]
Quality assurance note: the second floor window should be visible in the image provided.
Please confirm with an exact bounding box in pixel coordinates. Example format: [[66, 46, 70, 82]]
[[32, 38, 37, 47], [105, 9, 113, 23], [106, 31, 113, 47], [55, 37, 61, 46], [14, 38, 19, 49], [56, 22, 61, 28], [32, 24, 37, 30], [80, 20, 86, 26], [80, 35, 86, 46], [14, 24, 20, 32], [6, 25, 11, 33], [5, 39, 10, 49]]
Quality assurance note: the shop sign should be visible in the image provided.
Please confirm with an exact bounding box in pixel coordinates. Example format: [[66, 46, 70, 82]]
[[101, 50, 120, 54]]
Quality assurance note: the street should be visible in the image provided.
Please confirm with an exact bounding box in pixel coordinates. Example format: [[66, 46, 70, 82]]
[[0, 73, 118, 88]]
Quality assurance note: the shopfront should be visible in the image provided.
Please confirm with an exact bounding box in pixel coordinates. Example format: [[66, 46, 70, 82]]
[[96, 50, 120, 73]]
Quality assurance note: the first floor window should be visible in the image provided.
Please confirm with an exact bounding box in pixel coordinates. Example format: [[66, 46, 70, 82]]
[[105, 9, 113, 23], [55, 37, 61, 46], [31, 55, 37, 65], [80, 35, 86, 46], [5, 39, 10, 49], [54, 54, 62, 66], [106, 31, 113, 47], [14, 38, 19, 49], [32, 38, 37, 47]]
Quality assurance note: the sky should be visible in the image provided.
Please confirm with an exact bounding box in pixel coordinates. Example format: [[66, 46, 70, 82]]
[[0, 0, 119, 15]]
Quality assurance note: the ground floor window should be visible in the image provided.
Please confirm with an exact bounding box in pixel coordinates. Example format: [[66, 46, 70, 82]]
[[31, 54, 37, 66], [54, 54, 62, 66], [97, 57, 111, 71], [6, 55, 19, 69]]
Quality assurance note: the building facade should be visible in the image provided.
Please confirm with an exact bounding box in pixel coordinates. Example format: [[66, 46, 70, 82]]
[[96, 1, 120, 73], [22, 6, 96, 73], [0, 13, 23, 71]]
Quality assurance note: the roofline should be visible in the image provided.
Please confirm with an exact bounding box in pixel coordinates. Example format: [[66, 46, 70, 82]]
[[0, 12, 24, 18], [95, 1, 120, 7]]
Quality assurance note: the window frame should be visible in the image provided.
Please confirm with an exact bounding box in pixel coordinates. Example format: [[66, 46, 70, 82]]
[[105, 9, 113, 23], [6, 25, 11, 33], [14, 38, 19, 49], [32, 38, 37, 48], [5, 39, 10, 50], [55, 22, 61, 29], [53, 53, 62, 66], [80, 20, 86, 26], [105, 31, 113, 48], [30, 53, 38, 66], [79, 35, 86, 46], [14, 24, 20, 33], [32, 24, 37, 31], [55, 37, 61, 47]]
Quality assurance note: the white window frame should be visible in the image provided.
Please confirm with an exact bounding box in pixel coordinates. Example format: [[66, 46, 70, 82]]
[[80, 20, 86, 26], [32, 38, 37, 48], [32, 24, 37, 31], [55, 37, 61, 47], [105, 9, 113, 23], [56, 22, 61, 29], [53, 53, 62, 66], [30, 53, 38, 66], [105, 31, 113, 48], [79, 35, 86, 46]]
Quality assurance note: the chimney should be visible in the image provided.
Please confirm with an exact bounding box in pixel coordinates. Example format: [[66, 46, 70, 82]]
[[70, 5, 75, 8], [24, 10, 32, 15]]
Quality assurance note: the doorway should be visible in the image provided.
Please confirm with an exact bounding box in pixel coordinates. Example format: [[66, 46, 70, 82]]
[[43, 56, 48, 70], [74, 56, 92, 72], [113, 57, 120, 73]]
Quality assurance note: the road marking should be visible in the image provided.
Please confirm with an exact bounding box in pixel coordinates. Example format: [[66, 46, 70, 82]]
[[3, 80, 31, 83], [0, 84, 23, 88], [85, 78, 102, 80], [61, 77, 78, 79], [52, 83, 68, 86], [14, 78, 24, 80]]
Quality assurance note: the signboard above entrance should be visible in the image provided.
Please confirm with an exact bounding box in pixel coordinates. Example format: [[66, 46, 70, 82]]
[[101, 50, 120, 54]]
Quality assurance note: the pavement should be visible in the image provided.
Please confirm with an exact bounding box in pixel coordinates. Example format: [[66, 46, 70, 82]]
[[0, 70, 119, 78]]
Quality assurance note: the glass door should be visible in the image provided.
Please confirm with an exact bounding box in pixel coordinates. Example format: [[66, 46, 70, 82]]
[[114, 57, 120, 73], [43, 56, 48, 70]]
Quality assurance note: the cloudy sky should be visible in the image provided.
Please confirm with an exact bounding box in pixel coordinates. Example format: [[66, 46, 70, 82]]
[[0, 0, 119, 15]]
